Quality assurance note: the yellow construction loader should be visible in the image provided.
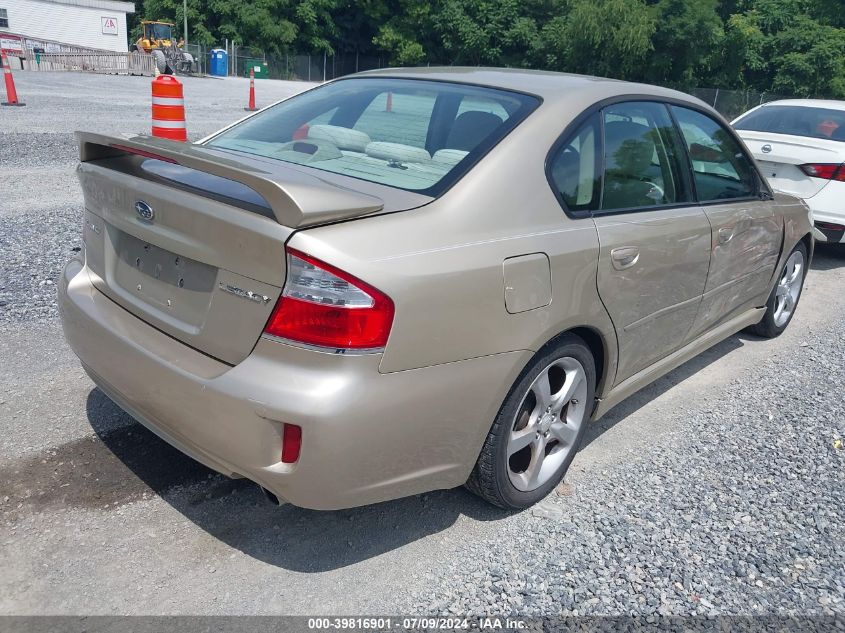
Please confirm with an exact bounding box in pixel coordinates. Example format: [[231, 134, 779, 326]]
[[130, 21, 194, 75]]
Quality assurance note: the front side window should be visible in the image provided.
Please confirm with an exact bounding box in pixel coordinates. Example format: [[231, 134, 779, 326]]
[[548, 114, 601, 213], [671, 106, 758, 202], [206, 78, 539, 196], [601, 102, 690, 211]]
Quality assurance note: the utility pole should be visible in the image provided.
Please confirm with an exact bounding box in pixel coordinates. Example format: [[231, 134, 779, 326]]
[[183, 0, 188, 45]]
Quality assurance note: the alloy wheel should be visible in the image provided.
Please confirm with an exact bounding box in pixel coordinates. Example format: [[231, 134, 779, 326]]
[[506, 357, 589, 492], [773, 249, 804, 327]]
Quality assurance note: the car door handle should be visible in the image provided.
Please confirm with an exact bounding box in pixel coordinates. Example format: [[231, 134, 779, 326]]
[[718, 227, 734, 244], [610, 246, 640, 270]]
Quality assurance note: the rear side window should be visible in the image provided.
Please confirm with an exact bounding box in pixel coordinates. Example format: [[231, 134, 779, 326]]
[[734, 105, 845, 142], [548, 114, 601, 213], [601, 102, 690, 211], [671, 106, 758, 202], [206, 78, 539, 197]]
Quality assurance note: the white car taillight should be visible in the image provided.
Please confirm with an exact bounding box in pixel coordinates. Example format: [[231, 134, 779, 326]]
[[799, 163, 845, 181]]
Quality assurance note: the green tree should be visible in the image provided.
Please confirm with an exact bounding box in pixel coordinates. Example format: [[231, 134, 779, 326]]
[[768, 15, 845, 97], [717, 11, 768, 89], [812, 0, 845, 27], [537, 0, 656, 78], [370, 0, 435, 65], [140, 0, 340, 53], [133, 0, 845, 98], [644, 0, 724, 89], [431, 0, 540, 66], [716, 0, 845, 97]]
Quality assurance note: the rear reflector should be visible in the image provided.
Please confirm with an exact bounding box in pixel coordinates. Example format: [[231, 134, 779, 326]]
[[799, 163, 845, 181], [264, 249, 394, 350], [816, 221, 845, 231], [281, 423, 302, 464]]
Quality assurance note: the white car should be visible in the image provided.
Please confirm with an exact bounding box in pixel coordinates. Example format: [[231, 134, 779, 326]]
[[733, 99, 845, 244]]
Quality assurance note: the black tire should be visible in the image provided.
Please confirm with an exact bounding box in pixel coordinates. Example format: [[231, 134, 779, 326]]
[[151, 49, 167, 75], [466, 333, 596, 510], [748, 241, 808, 338]]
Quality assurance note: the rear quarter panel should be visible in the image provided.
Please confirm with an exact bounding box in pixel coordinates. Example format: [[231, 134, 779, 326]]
[[289, 96, 618, 390], [777, 192, 815, 259]]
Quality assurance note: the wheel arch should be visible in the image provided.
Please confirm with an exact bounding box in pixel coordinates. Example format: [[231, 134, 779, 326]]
[[535, 325, 613, 400], [799, 231, 814, 263]]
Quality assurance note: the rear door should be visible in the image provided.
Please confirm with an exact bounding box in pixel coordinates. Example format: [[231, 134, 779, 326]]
[[590, 102, 711, 384], [670, 106, 782, 337]]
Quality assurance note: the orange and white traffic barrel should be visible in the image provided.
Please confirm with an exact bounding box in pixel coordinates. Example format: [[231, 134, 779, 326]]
[[151, 75, 187, 141]]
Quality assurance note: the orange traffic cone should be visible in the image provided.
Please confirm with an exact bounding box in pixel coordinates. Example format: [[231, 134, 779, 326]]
[[151, 75, 187, 142], [1, 50, 25, 107], [244, 68, 258, 111]]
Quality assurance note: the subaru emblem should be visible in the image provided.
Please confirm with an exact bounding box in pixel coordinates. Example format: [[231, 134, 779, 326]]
[[761, 144, 772, 154], [135, 200, 155, 222]]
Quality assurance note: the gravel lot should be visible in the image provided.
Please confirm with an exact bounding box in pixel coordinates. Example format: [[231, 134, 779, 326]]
[[1, 71, 844, 618]]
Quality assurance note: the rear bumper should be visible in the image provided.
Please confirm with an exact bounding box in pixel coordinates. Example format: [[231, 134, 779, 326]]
[[806, 182, 845, 243], [814, 221, 845, 244], [59, 256, 526, 509]]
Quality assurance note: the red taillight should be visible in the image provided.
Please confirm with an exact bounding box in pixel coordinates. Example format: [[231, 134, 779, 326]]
[[799, 163, 845, 181], [281, 423, 302, 463], [264, 248, 394, 350]]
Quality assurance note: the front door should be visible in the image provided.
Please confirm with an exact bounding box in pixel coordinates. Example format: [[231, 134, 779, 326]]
[[669, 106, 782, 337], [592, 102, 712, 384]]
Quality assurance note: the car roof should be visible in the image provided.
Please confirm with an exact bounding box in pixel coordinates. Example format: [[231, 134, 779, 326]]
[[352, 66, 709, 108], [757, 99, 845, 112]]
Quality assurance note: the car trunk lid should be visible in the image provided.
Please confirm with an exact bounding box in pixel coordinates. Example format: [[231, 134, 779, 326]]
[[76, 132, 386, 365], [737, 130, 844, 199]]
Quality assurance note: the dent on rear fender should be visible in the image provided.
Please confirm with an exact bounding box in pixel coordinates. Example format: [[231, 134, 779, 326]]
[[779, 197, 814, 251]]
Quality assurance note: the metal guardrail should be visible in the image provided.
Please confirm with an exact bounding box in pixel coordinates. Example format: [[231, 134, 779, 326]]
[[26, 51, 156, 76]]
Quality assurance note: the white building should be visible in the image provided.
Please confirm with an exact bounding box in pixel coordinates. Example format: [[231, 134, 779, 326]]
[[0, 0, 135, 53]]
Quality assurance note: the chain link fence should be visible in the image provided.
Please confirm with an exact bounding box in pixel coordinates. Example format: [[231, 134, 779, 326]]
[[184, 43, 208, 76], [196, 54, 791, 122], [688, 88, 788, 121], [220, 50, 386, 81]]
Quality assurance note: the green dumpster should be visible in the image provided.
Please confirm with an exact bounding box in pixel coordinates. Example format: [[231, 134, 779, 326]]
[[242, 58, 269, 78]]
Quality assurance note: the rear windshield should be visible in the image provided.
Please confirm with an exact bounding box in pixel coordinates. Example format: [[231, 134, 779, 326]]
[[734, 105, 845, 142], [205, 78, 540, 196]]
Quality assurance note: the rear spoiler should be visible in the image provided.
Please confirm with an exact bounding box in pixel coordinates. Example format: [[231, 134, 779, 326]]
[[76, 131, 384, 227]]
